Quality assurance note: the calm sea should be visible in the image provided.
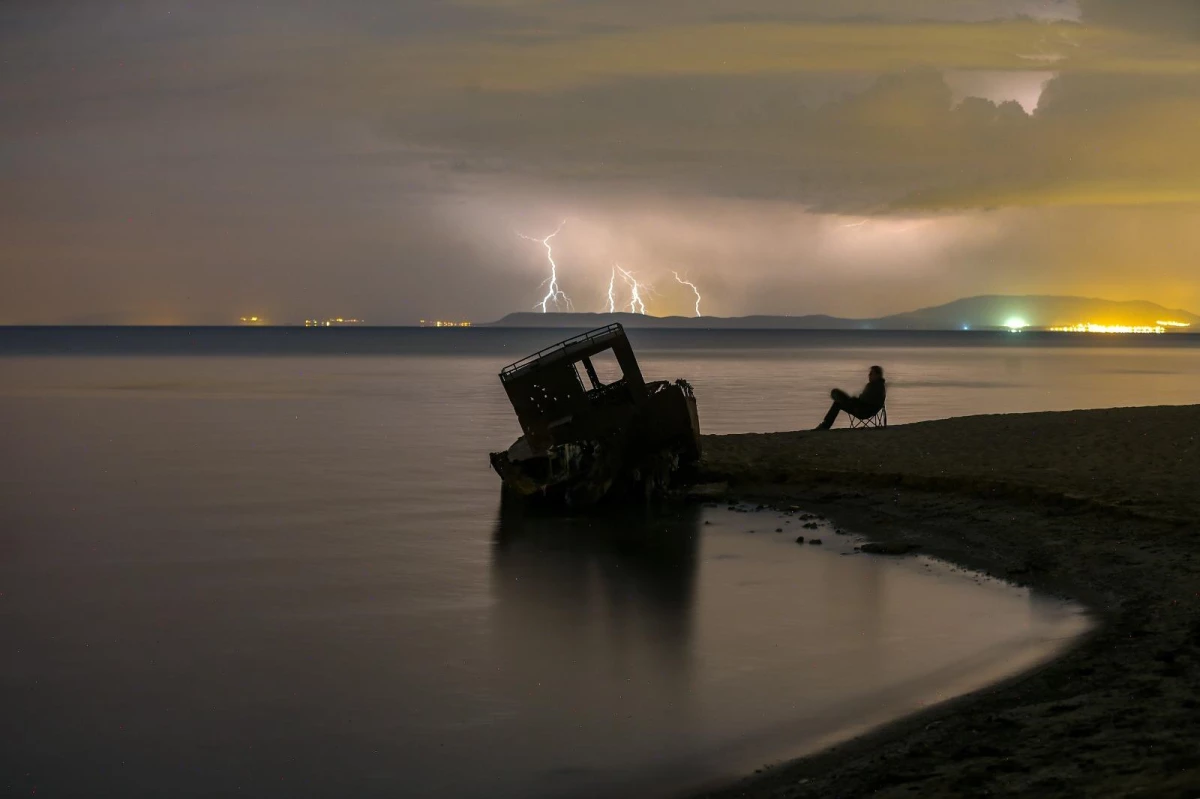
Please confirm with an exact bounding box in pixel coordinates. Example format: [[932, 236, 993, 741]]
[[4, 327, 1193, 798]]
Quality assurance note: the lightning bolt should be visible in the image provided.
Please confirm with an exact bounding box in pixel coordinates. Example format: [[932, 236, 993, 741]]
[[616, 266, 650, 315], [518, 220, 573, 313], [605, 266, 617, 313], [672, 271, 702, 317]]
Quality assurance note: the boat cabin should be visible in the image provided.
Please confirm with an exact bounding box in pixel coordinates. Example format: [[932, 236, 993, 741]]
[[498, 324, 648, 452]]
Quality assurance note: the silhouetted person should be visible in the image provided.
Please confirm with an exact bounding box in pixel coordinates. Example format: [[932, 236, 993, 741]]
[[815, 365, 886, 430]]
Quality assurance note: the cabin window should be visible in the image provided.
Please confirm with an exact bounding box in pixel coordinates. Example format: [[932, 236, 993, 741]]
[[572, 361, 591, 391], [582, 348, 624, 388]]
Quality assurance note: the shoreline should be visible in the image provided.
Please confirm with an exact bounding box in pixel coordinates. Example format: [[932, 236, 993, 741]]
[[692, 405, 1200, 797]]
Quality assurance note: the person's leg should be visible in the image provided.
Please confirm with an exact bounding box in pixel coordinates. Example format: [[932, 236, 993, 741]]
[[842, 398, 875, 420], [816, 389, 849, 429], [816, 403, 840, 429]]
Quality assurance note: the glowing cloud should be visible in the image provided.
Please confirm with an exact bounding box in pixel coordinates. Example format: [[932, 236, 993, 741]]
[[944, 70, 1057, 114]]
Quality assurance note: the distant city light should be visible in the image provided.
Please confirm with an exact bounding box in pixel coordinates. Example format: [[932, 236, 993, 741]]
[[304, 318, 364, 327], [1004, 317, 1027, 332], [1156, 320, 1191, 328], [1048, 323, 1166, 334], [239, 316, 265, 324], [420, 319, 472, 328]]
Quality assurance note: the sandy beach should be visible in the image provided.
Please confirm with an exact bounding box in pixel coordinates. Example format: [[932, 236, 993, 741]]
[[694, 404, 1200, 798]]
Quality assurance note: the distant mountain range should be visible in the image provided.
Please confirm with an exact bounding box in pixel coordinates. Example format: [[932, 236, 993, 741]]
[[486, 295, 1200, 331]]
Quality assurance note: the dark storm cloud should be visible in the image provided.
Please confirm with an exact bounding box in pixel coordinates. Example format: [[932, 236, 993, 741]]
[[2, 0, 1200, 323], [392, 68, 1200, 212], [1082, 0, 1200, 38]]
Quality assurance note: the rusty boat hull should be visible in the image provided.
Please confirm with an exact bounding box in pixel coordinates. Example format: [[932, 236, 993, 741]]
[[488, 324, 701, 507]]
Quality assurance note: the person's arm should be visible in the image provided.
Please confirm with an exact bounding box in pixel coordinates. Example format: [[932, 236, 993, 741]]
[[860, 381, 885, 409]]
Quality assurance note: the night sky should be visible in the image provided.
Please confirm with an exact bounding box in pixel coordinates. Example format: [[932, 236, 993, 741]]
[[3, 1, 1199, 324]]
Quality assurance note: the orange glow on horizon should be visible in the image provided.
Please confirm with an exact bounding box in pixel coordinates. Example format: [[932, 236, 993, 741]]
[[1048, 322, 1165, 334]]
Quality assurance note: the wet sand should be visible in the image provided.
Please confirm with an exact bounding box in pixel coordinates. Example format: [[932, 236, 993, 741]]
[[693, 405, 1200, 797]]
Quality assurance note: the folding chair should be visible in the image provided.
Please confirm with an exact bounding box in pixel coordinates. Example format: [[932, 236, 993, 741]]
[[848, 405, 887, 429]]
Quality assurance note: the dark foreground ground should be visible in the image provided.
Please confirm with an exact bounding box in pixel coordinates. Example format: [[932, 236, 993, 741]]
[[693, 405, 1200, 798]]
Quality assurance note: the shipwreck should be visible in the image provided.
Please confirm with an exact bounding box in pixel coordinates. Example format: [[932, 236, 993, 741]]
[[489, 323, 701, 506]]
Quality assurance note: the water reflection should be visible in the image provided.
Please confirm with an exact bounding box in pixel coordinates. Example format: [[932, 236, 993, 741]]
[[491, 496, 701, 665], [488, 496, 704, 780]]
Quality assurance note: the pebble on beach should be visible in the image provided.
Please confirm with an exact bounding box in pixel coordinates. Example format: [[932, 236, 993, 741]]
[[795, 536, 805, 544]]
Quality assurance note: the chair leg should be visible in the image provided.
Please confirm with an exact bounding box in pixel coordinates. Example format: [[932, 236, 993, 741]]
[[842, 407, 888, 429], [850, 409, 886, 428]]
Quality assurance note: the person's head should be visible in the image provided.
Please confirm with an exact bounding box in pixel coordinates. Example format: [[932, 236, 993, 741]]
[[868, 365, 884, 382]]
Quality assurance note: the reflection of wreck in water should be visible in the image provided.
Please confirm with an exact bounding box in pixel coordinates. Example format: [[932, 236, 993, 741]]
[[489, 494, 701, 706], [489, 324, 701, 506]]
